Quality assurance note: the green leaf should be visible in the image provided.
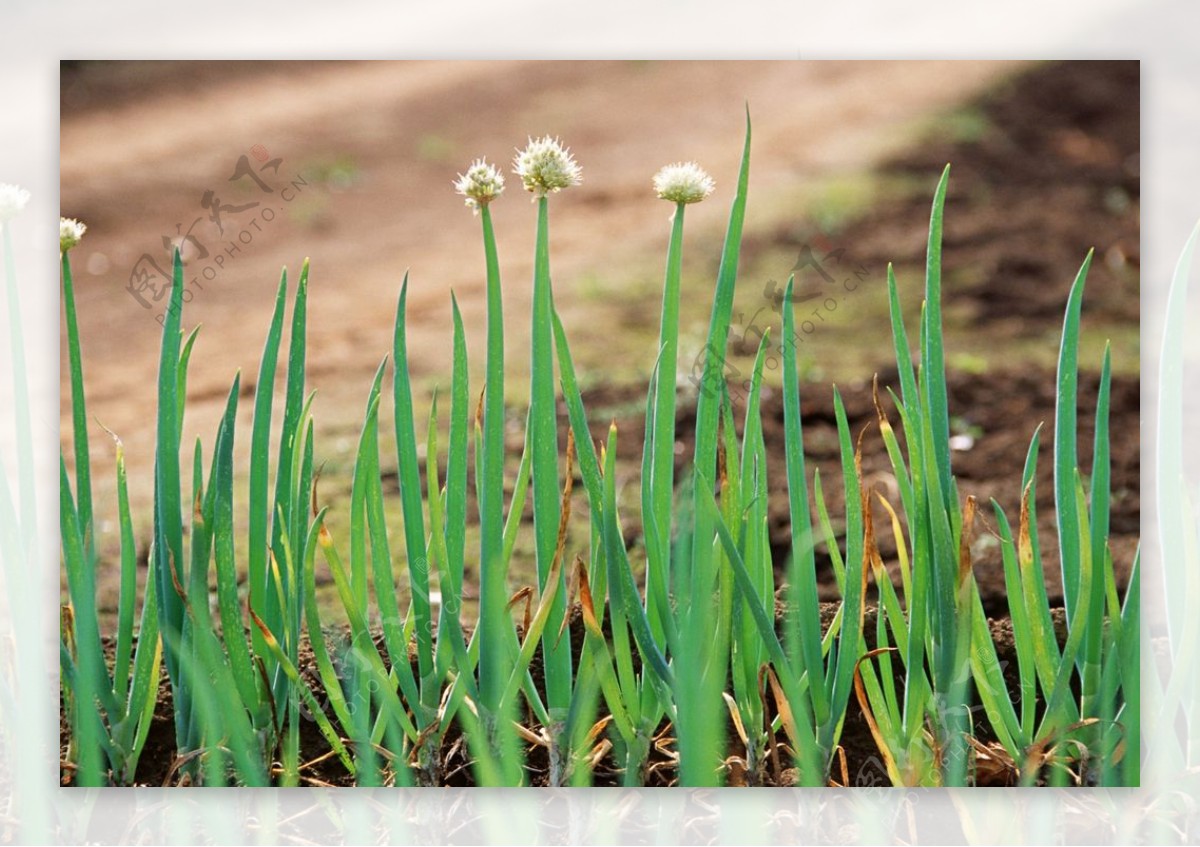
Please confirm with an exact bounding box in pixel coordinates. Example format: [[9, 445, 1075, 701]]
[[359, 361, 423, 713], [60, 455, 114, 718], [824, 389, 865, 752], [175, 326, 201, 442], [698, 469, 824, 783], [601, 424, 673, 690], [153, 250, 188, 744], [210, 373, 264, 715], [316, 520, 420, 744], [886, 263, 920, 418], [1053, 251, 1094, 625], [921, 165, 954, 505], [445, 292, 470, 589], [692, 111, 752, 486], [106, 430, 137, 705], [1082, 343, 1112, 706], [781, 277, 827, 724], [391, 275, 434, 685], [266, 259, 309, 677], [247, 269, 288, 667], [250, 607, 356, 776], [990, 500, 1037, 740]]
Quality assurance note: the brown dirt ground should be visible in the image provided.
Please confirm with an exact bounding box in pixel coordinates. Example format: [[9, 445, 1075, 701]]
[[60, 59, 1021, 527]]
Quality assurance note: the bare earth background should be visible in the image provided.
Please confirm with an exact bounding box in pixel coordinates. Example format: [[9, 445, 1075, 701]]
[[59, 60, 1138, 622]]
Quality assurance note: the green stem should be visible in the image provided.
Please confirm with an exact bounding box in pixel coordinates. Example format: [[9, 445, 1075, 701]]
[[530, 196, 571, 716], [479, 204, 510, 711], [61, 251, 92, 561], [644, 203, 685, 642]]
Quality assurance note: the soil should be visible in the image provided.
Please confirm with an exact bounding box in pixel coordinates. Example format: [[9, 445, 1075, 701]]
[[65, 604, 1069, 788], [737, 58, 1139, 338], [60, 59, 1022, 525]]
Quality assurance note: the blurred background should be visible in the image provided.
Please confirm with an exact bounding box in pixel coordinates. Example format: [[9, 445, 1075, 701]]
[[59, 60, 1139, 619]]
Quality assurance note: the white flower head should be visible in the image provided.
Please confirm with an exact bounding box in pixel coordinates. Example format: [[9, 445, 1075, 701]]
[[0, 183, 31, 222], [513, 136, 582, 198], [454, 158, 505, 213], [653, 162, 715, 205], [60, 217, 86, 253]]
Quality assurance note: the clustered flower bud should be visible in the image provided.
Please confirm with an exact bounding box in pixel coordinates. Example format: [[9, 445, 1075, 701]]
[[454, 138, 715, 212], [0, 183, 31, 222], [652, 162, 715, 205], [453, 158, 505, 213], [60, 217, 87, 253], [513, 136, 582, 198]]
